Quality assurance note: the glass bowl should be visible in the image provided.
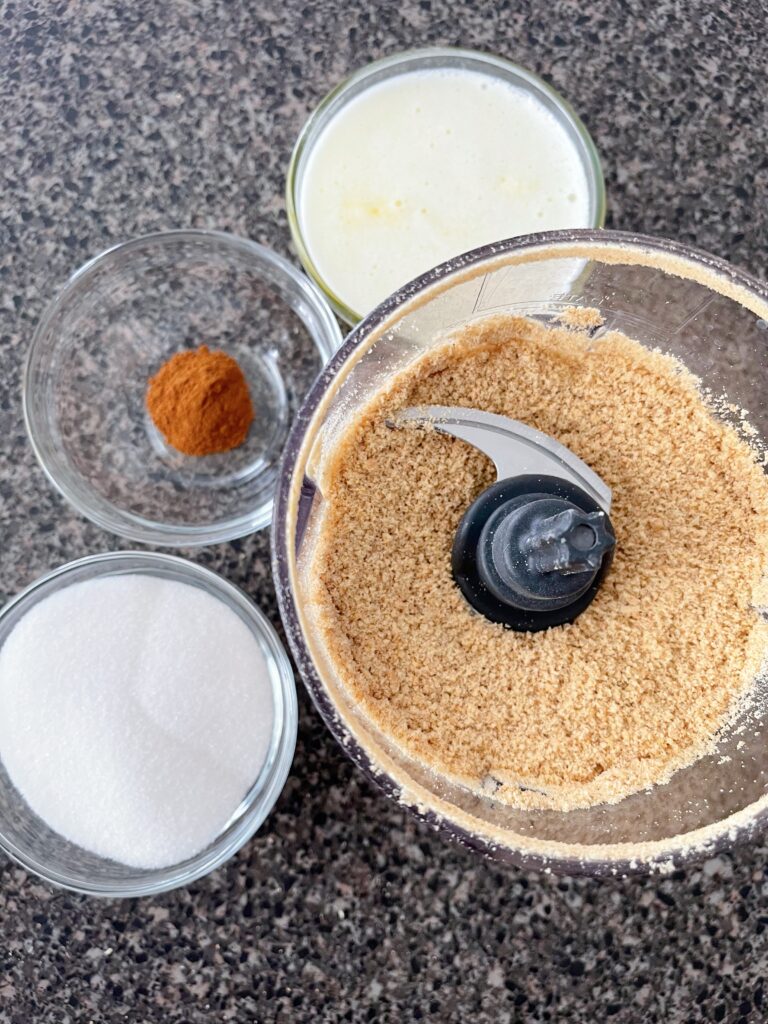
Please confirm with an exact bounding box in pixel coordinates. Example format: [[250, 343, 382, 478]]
[[24, 230, 342, 546], [0, 551, 297, 896], [286, 47, 606, 324], [273, 228, 768, 876]]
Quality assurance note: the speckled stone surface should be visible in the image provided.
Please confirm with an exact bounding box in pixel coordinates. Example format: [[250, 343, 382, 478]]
[[1, 1, 768, 1020]]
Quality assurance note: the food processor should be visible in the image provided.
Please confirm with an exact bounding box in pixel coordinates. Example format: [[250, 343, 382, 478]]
[[273, 228, 768, 875]]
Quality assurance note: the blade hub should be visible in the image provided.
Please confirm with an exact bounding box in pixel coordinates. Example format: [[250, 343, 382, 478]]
[[390, 405, 616, 632]]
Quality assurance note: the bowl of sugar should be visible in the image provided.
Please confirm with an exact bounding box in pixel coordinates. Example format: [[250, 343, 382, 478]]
[[0, 552, 296, 896]]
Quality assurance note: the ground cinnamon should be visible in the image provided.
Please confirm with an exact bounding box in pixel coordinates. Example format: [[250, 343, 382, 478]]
[[146, 345, 254, 456]]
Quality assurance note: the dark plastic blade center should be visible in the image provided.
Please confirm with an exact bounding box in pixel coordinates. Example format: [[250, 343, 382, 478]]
[[452, 474, 616, 632]]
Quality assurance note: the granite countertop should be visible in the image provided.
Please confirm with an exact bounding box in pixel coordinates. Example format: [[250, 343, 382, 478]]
[[1, 1, 768, 1021]]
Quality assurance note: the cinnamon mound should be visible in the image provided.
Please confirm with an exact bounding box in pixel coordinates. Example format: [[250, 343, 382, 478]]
[[147, 345, 253, 457]]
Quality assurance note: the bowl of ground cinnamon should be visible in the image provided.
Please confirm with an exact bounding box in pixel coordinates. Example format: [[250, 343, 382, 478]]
[[273, 228, 768, 876], [25, 230, 341, 545]]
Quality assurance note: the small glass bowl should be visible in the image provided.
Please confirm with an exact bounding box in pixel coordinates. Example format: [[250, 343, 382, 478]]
[[0, 551, 297, 897], [286, 47, 606, 324], [24, 230, 342, 546]]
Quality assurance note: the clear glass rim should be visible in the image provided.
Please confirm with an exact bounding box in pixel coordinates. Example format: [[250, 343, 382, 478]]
[[286, 46, 607, 325], [0, 551, 298, 897], [273, 227, 768, 876], [23, 229, 343, 547]]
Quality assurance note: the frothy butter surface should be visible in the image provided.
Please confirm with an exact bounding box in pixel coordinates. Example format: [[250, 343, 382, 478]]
[[299, 68, 592, 315]]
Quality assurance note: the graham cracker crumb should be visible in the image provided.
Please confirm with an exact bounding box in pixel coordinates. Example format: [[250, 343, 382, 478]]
[[308, 315, 768, 811], [555, 305, 605, 330]]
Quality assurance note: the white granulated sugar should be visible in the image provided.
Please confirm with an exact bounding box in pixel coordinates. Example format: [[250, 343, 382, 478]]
[[0, 574, 274, 869]]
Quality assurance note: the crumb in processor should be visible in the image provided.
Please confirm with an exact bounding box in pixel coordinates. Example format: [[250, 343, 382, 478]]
[[309, 315, 768, 811]]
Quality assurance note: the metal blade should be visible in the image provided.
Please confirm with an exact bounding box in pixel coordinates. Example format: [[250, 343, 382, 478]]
[[390, 405, 612, 513]]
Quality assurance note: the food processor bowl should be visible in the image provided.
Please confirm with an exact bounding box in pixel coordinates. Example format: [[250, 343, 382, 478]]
[[273, 229, 768, 875]]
